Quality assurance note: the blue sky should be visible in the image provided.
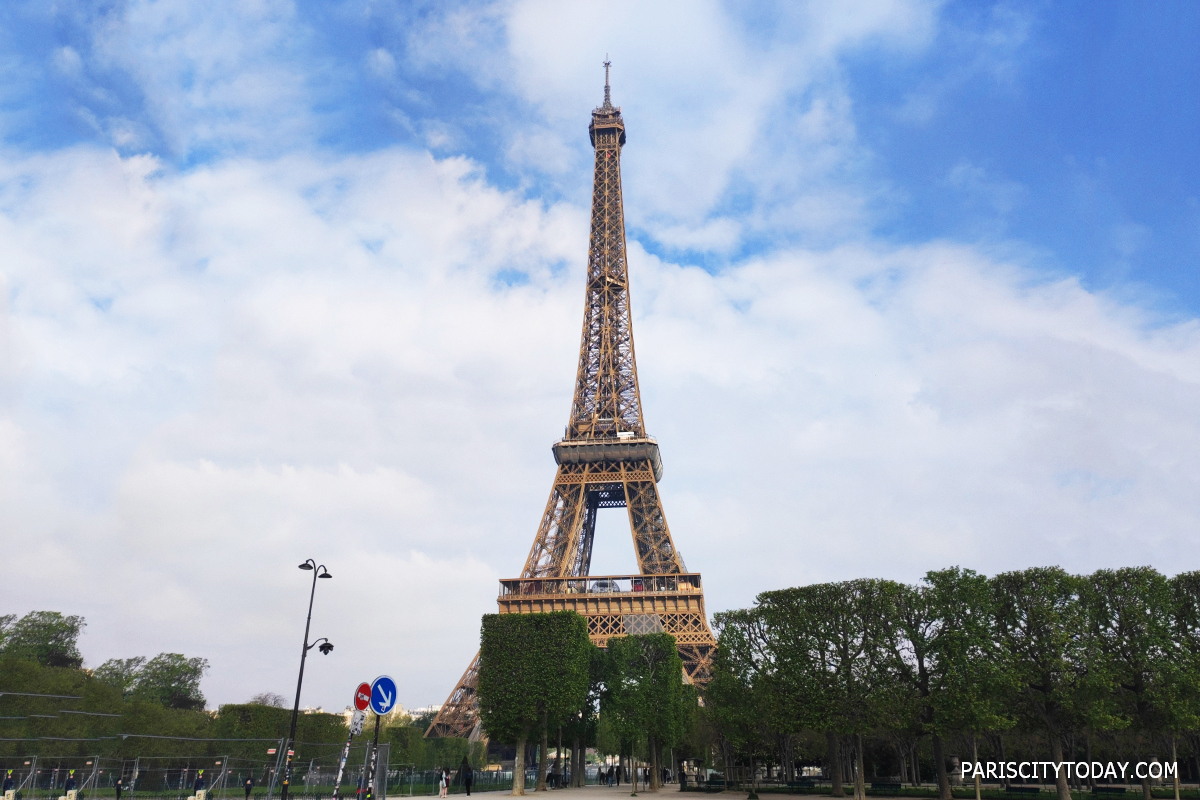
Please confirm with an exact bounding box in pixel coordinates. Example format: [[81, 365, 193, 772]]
[[4, 1, 1197, 308], [1, 1, 1198, 710]]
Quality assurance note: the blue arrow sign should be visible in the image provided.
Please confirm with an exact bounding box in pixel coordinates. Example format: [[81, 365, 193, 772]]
[[369, 675, 397, 716]]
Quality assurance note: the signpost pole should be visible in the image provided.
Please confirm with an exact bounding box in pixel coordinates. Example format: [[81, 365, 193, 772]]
[[364, 676, 396, 800], [365, 715, 381, 800], [335, 682, 371, 800]]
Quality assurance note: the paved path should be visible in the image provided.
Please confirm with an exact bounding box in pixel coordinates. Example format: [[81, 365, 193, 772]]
[[482, 784, 840, 800]]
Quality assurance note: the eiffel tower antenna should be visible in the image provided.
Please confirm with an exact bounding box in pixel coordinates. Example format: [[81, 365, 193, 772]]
[[426, 69, 716, 740], [603, 55, 612, 109]]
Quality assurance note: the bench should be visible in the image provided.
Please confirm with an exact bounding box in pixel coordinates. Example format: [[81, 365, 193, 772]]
[[787, 780, 817, 789], [870, 783, 903, 795], [1092, 789, 1127, 796], [1005, 788, 1042, 795]]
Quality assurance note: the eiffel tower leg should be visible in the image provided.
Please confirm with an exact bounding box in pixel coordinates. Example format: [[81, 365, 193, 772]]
[[623, 462, 684, 574], [522, 468, 589, 578], [425, 651, 481, 738]]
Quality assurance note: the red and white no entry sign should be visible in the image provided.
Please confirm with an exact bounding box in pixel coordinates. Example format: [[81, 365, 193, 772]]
[[353, 682, 371, 712]]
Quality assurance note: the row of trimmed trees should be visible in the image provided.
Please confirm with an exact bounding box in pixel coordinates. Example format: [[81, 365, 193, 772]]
[[475, 611, 695, 795], [706, 567, 1200, 800]]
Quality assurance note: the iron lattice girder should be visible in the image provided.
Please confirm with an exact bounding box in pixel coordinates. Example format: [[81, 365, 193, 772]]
[[521, 460, 684, 578], [426, 78, 717, 741], [568, 107, 643, 440], [425, 651, 481, 739]]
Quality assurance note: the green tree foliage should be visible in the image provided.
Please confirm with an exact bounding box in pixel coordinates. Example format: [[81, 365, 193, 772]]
[[1083, 568, 1176, 800], [95, 657, 148, 698], [130, 653, 209, 710], [382, 723, 484, 770], [887, 569, 1013, 800], [705, 566, 1196, 800], [476, 611, 591, 795], [603, 633, 687, 791], [754, 580, 896, 800], [0, 611, 86, 668], [709, 610, 773, 781], [993, 567, 1097, 800]]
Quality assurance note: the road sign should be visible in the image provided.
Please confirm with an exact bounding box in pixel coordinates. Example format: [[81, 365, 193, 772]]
[[353, 683, 371, 712], [349, 709, 366, 736], [369, 675, 397, 715]]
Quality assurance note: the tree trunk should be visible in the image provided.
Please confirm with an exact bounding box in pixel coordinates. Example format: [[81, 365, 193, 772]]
[[931, 734, 951, 800], [855, 734, 867, 800], [828, 732, 844, 797], [536, 712, 549, 792], [650, 736, 660, 792], [572, 736, 582, 788], [973, 737, 981, 800], [1049, 734, 1070, 800], [555, 726, 562, 787], [997, 735, 1006, 791], [513, 732, 527, 796], [913, 741, 921, 787], [1173, 737, 1180, 800], [1086, 735, 1094, 790]]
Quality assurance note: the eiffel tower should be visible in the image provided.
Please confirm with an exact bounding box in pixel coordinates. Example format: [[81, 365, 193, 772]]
[[427, 62, 717, 739]]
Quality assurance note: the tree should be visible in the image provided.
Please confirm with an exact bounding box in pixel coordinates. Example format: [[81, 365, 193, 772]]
[[0, 614, 15, 648], [604, 633, 687, 792], [249, 692, 287, 707], [1167, 572, 1200, 799], [95, 657, 148, 699], [887, 568, 1013, 800], [993, 568, 1097, 800], [1083, 568, 1174, 800], [133, 653, 209, 710], [709, 609, 774, 791], [758, 581, 896, 800], [476, 612, 592, 795], [0, 611, 86, 668], [564, 646, 606, 787]]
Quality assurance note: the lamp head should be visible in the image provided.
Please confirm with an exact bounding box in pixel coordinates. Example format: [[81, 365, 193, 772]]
[[318, 642, 334, 655], [299, 563, 314, 571]]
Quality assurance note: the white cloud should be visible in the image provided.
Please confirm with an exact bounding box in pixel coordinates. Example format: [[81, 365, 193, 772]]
[[91, 0, 312, 156], [1, 141, 1198, 712], [402, 0, 942, 243]]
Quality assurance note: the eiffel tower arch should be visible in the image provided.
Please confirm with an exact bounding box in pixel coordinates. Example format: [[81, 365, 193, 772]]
[[427, 63, 717, 739]]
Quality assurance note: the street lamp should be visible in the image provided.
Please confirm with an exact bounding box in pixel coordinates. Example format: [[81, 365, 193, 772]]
[[280, 559, 334, 800]]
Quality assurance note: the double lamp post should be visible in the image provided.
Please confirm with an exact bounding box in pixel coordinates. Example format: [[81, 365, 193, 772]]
[[280, 559, 334, 800]]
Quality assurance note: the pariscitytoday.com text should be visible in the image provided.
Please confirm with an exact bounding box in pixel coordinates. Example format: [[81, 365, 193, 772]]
[[960, 762, 1178, 781]]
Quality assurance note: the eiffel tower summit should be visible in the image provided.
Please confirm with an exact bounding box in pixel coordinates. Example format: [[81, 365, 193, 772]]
[[427, 62, 717, 739]]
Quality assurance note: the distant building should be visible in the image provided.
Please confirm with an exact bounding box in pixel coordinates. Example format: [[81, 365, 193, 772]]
[[409, 705, 441, 718]]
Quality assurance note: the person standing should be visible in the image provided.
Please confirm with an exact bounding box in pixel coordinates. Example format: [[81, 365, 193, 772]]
[[115, 777, 124, 800], [65, 772, 77, 796], [462, 764, 473, 797], [194, 771, 207, 796], [4, 771, 16, 794], [244, 777, 254, 800], [438, 769, 448, 799]]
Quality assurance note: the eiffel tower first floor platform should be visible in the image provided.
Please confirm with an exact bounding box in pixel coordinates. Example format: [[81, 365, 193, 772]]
[[425, 572, 717, 739]]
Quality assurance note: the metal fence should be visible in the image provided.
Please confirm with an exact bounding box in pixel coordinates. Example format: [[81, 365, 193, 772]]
[[0, 757, 610, 800]]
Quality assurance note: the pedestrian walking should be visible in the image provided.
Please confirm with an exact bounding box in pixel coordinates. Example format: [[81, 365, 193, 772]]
[[244, 778, 254, 800], [115, 777, 124, 800], [462, 764, 473, 797]]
